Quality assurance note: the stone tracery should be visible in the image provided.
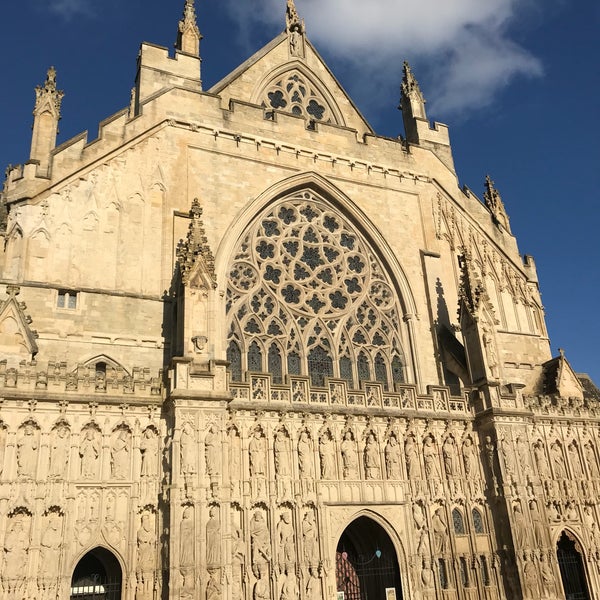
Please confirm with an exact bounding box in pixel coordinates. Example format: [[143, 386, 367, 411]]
[[227, 190, 407, 389]]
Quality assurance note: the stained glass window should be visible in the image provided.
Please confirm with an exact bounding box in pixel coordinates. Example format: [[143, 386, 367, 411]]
[[268, 344, 283, 384], [452, 509, 465, 535], [472, 508, 485, 534], [308, 346, 333, 387], [248, 341, 262, 372], [287, 352, 301, 376], [357, 352, 370, 382], [374, 353, 388, 389], [227, 341, 242, 381], [339, 356, 353, 385]]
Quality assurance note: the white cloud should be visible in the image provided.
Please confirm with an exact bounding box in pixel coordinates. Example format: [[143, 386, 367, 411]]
[[223, 0, 543, 117], [46, 0, 93, 19]]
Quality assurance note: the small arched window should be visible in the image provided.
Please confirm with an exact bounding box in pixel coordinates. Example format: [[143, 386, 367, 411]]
[[472, 508, 485, 534], [357, 352, 370, 382], [374, 353, 388, 389], [339, 356, 353, 386], [287, 351, 301, 376], [227, 341, 242, 381], [391, 355, 404, 384], [308, 346, 333, 387], [268, 344, 283, 384], [452, 508, 466, 535], [248, 341, 262, 372]]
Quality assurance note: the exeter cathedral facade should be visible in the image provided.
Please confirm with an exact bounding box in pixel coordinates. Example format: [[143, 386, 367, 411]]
[[1, 1, 599, 599]]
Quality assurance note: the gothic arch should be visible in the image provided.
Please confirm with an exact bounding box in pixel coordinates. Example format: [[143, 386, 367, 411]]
[[217, 172, 420, 385], [252, 61, 345, 126], [70, 545, 125, 600], [555, 529, 591, 600]]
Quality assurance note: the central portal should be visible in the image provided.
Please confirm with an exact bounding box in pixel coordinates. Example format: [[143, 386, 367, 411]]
[[336, 516, 402, 600]]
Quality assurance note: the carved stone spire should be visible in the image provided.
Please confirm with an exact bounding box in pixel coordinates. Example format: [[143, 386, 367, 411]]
[[29, 67, 64, 172], [484, 175, 511, 233], [176, 0, 202, 56], [176, 199, 216, 287], [400, 61, 426, 120], [285, 0, 305, 57]]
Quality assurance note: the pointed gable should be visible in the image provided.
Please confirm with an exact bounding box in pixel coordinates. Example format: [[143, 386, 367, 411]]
[[0, 286, 39, 359], [209, 32, 373, 138], [543, 350, 583, 401]]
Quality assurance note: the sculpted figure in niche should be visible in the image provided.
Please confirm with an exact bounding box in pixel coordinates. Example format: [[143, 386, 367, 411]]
[[17, 423, 38, 478], [111, 428, 131, 479], [40, 512, 62, 579], [180, 423, 196, 476], [206, 506, 222, 568], [49, 423, 70, 478], [2, 516, 30, 589], [280, 565, 298, 600], [276, 510, 296, 572], [585, 442, 600, 478], [80, 427, 100, 479], [462, 437, 477, 479], [274, 430, 292, 477], [512, 502, 529, 549], [205, 425, 221, 480], [341, 431, 359, 479], [550, 441, 567, 478], [423, 436, 441, 479], [529, 500, 545, 547], [319, 431, 336, 480], [253, 562, 271, 600], [250, 510, 271, 571], [180, 506, 195, 567], [136, 512, 156, 600], [522, 557, 539, 599], [0, 425, 6, 476], [539, 553, 555, 596], [298, 430, 314, 479], [568, 441, 584, 478], [140, 427, 158, 478], [404, 435, 419, 479], [206, 567, 222, 600], [533, 440, 551, 478], [249, 429, 267, 478], [364, 433, 381, 479], [302, 510, 318, 566], [442, 436, 459, 477], [431, 508, 447, 555], [516, 436, 531, 475], [231, 528, 245, 600], [385, 433, 402, 479], [306, 566, 321, 600]]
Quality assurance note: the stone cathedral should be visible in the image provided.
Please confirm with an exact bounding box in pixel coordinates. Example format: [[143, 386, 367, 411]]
[[1, 1, 599, 599]]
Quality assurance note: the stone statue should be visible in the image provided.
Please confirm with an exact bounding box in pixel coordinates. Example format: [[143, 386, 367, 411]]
[[280, 565, 298, 600], [2, 516, 30, 590], [0, 425, 6, 476], [274, 430, 291, 477], [431, 508, 447, 555], [49, 423, 70, 478], [568, 441, 584, 478], [539, 553, 555, 596], [533, 440, 551, 478], [229, 427, 242, 495], [522, 557, 539, 599], [404, 435, 419, 479], [250, 510, 271, 571], [302, 511, 318, 566], [180, 423, 196, 475], [306, 566, 321, 600], [364, 433, 381, 479], [249, 429, 267, 478], [341, 431, 359, 479], [231, 527, 245, 600], [423, 436, 441, 479], [206, 505, 222, 567], [205, 425, 221, 480], [550, 441, 566, 478], [442, 436, 459, 477], [385, 433, 402, 479], [80, 427, 100, 479], [500, 438, 517, 479], [297, 430, 314, 478], [529, 500, 545, 548], [111, 429, 130, 479], [585, 442, 600, 478], [39, 512, 62, 577], [17, 423, 38, 478], [136, 512, 156, 600], [253, 562, 271, 600], [140, 427, 158, 477], [512, 502, 529, 549], [319, 431, 336, 479], [516, 436, 531, 475], [276, 511, 295, 572], [180, 506, 195, 567], [462, 437, 477, 479], [206, 567, 222, 600]]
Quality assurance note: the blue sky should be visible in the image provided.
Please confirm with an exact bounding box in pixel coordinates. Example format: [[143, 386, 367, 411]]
[[1, 0, 598, 384]]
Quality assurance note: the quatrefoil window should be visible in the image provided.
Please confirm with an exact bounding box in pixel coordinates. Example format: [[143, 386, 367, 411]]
[[261, 71, 337, 124], [227, 190, 407, 389]]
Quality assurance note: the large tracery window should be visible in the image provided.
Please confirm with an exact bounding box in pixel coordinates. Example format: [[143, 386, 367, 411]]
[[227, 190, 408, 388]]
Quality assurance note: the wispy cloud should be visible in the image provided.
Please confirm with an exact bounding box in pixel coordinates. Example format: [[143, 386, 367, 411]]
[[46, 0, 93, 19], [223, 0, 543, 118]]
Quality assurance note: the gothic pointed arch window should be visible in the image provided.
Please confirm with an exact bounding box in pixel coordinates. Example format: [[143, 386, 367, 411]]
[[226, 189, 409, 389], [227, 340, 242, 382]]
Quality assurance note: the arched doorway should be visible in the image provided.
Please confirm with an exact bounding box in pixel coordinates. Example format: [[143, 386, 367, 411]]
[[70, 547, 122, 600], [336, 516, 403, 600], [557, 532, 590, 600]]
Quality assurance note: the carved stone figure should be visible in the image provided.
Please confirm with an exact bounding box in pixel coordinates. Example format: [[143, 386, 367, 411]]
[[205, 425, 221, 479], [280, 565, 298, 600], [500, 438, 516, 479], [2, 517, 29, 588], [249, 429, 267, 477], [442, 436, 459, 477], [341, 431, 359, 479], [229, 427, 242, 495], [539, 553, 555, 596], [136, 512, 156, 600], [385, 433, 402, 479], [302, 510, 318, 566], [80, 427, 100, 479], [250, 510, 271, 570], [529, 500, 546, 548], [297, 430, 314, 478], [585, 442, 600, 478], [253, 562, 271, 600], [0, 425, 6, 476], [206, 505, 222, 567], [512, 502, 529, 549], [568, 441, 584, 478], [40, 512, 62, 577], [17, 423, 38, 478], [431, 508, 447, 555], [111, 428, 130, 479], [274, 430, 291, 477], [306, 567, 321, 600], [276, 510, 295, 572], [364, 433, 381, 479], [533, 441, 551, 478], [49, 423, 70, 478], [516, 436, 531, 475], [206, 567, 221, 600], [423, 436, 441, 479], [180, 423, 196, 475], [180, 506, 195, 567], [231, 527, 245, 600], [404, 435, 419, 479], [522, 557, 539, 599], [319, 431, 336, 479], [550, 441, 566, 478], [140, 427, 158, 477], [462, 437, 477, 479]]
